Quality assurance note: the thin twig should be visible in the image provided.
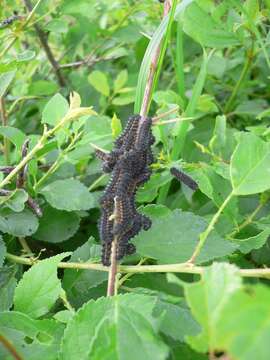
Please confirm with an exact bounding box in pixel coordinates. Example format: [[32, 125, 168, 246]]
[[23, 0, 66, 87], [59, 1, 141, 69], [0, 106, 95, 190], [107, 240, 118, 296], [60, 55, 115, 69], [18, 237, 32, 255], [0, 334, 23, 360], [117, 258, 147, 289], [34, 133, 81, 191], [152, 106, 179, 121], [0, 97, 10, 164], [90, 143, 109, 153], [107, 196, 121, 297], [6, 252, 270, 279], [89, 174, 107, 191], [228, 201, 265, 238], [59, 56, 99, 69], [153, 116, 193, 126], [0, 0, 44, 59], [188, 192, 234, 264], [224, 40, 254, 113]]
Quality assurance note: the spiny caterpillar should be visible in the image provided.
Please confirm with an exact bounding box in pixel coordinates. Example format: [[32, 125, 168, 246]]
[[170, 167, 198, 191], [97, 114, 154, 266], [0, 12, 24, 29]]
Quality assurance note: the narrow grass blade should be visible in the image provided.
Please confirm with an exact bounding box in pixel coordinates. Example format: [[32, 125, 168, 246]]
[[158, 49, 212, 203], [134, 0, 194, 113]]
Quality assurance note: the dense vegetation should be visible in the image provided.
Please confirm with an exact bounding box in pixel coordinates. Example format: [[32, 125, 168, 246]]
[[1, 0, 270, 359]]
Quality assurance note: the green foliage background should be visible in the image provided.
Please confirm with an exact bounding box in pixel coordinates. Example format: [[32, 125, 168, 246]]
[[1, 0, 270, 359]]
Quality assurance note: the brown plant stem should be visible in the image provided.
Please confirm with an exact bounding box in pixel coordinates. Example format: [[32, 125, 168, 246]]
[[23, 0, 66, 87], [107, 240, 118, 296], [107, 195, 122, 296], [0, 334, 23, 360], [152, 106, 179, 121], [0, 97, 10, 165], [140, 0, 172, 119]]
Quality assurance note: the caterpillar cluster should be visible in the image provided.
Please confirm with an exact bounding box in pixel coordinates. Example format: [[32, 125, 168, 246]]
[[96, 115, 154, 266], [0, 12, 24, 29], [170, 167, 198, 191]]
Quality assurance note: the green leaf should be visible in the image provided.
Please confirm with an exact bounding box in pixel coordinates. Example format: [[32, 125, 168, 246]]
[[63, 238, 107, 308], [112, 94, 134, 106], [245, 0, 260, 22], [0, 266, 16, 311], [156, 300, 200, 342], [181, 3, 239, 48], [14, 253, 70, 318], [141, 204, 172, 218], [46, 19, 68, 33], [16, 50, 36, 62], [0, 126, 26, 149], [133, 210, 236, 264], [234, 99, 267, 117], [60, 294, 169, 360], [88, 70, 110, 97], [256, 107, 270, 120], [184, 263, 242, 352], [185, 168, 213, 200], [230, 133, 270, 195], [29, 80, 58, 96], [0, 189, 28, 212], [170, 343, 208, 360], [0, 70, 16, 97], [171, 50, 211, 161], [197, 94, 218, 113], [207, 54, 227, 78], [0, 208, 39, 237], [206, 169, 238, 222], [42, 93, 69, 126], [216, 284, 270, 360], [113, 70, 128, 92], [209, 115, 226, 153], [233, 229, 270, 254], [53, 310, 74, 324], [34, 205, 80, 243], [137, 172, 172, 202], [111, 113, 122, 139], [40, 179, 95, 211], [0, 311, 65, 360], [0, 236, 6, 266], [79, 115, 113, 150]]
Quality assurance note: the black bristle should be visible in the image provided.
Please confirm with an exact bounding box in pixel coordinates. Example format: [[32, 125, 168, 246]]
[[126, 243, 136, 255]]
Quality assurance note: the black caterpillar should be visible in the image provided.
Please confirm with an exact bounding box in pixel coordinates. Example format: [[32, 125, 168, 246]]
[[0, 12, 24, 29], [97, 115, 154, 266], [170, 167, 198, 191]]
